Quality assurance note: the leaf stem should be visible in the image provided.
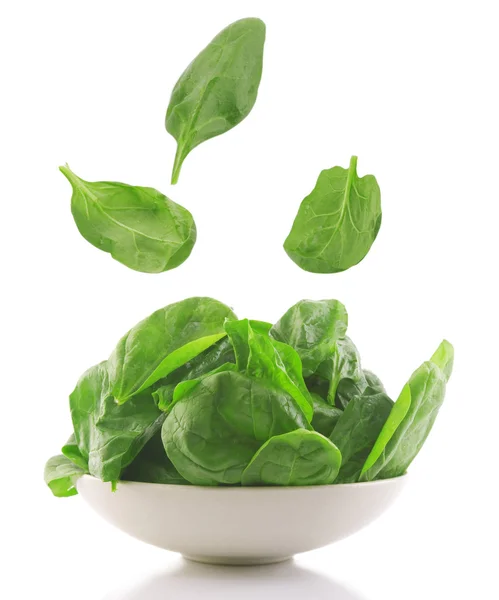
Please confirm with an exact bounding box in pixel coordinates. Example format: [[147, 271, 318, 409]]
[[171, 143, 187, 185]]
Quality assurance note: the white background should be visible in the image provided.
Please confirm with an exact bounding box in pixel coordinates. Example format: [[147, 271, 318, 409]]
[[1, 1, 498, 598]]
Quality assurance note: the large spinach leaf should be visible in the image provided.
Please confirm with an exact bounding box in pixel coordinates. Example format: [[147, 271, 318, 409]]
[[166, 18, 266, 183], [70, 362, 165, 482], [330, 392, 393, 483], [360, 341, 454, 481], [162, 370, 310, 485], [225, 318, 313, 421], [44, 455, 86, 498], [122, 434, 189, 485], [241, 430, 341, 486], [284, 156, 382, 273], [60, 165, 196, 273], [270, 299, 348, 377], [107, 297, 236, 403]]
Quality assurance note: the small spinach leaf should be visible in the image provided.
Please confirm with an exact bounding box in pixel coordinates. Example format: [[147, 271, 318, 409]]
[[162, 370, 310, 485], [241, 430, 342, 486], [310, 393, 343, 437], [70, 362, 165, 482], [107, 297, 236, 403], [166, 18, 266, 183], [60, 165, 196, 273], [330, 392, 393, 483], [44, 455, 86, 498], [122, 434, 189, 485], [284, 156, 382, 273], [225, 318, 313, 421], [360, 341, 454, 481], [270, 299, 348, 377]]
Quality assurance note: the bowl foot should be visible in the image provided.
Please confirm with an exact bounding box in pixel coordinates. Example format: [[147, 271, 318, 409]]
[[183, 554, 292, 566]]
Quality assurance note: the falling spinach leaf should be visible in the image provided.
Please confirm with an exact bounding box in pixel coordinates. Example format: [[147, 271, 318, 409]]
[[241, 430, 342, 486], [166, 17, 266, 184], [360, 341, 454, 481], [284, 156, 381, 273], [330, 392, 393, 483], [162, 370, 310, 485], [60, 165, 196, 273], [44, 455, 86, 498]]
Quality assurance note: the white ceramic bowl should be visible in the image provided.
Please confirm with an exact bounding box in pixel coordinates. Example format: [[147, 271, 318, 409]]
[[77, 474, 407, 565]]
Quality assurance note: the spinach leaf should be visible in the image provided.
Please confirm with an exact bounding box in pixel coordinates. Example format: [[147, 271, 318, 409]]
[[61, 434, 88, 471], [162, 370, 310, 485], [70, 362, 165, 482], [270, 299, 348, 377], [241, 430, 342, 486], [166, 17, 266, 184], [360, 341, 454, 481], [60, 165, 196, 273], [225, 318, 313, 421], [330, 392, 393, 483], [122, 434, 189, 485], [107, 297, 236, 403], [310, 393, 343, 437], [44, 455, 86, 498], [284, 156, 382, 273]]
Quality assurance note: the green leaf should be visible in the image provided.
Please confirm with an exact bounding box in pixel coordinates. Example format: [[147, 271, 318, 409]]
[[60, 165, 196, 273], [166, 18, 266, 183], [225, 319, 313, 421], [322, 336, 366, 406], [361, 340, 454, 481], [122, 434, 189, 485], [162, 370, 310, 485], [108, 297, 236, 402], [241, 430, 342, 486], [61, 434, 88, 471], [430, 339, 454, 382], [270, 299, 348, 377], [284, 156, 382, 273], [310, 393, 343, 437], [70, 362, 165, 482], [330, 392, 393, 483], [44, 455, 86, 498]]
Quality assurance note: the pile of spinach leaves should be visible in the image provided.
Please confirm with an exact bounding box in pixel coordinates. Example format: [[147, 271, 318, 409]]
[[45, 297, 453, 496]]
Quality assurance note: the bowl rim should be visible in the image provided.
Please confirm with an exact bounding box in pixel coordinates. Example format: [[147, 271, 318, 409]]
[[79, 472, 407, 492]]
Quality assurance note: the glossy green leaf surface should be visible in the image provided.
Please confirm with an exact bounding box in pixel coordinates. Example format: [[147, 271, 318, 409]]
[[166, 18, 265, 183], [44, 455, 86, 498], [60, 165, 196, 273], [310, 393, 343, 437], [330, 392, 393, 483], [162, 370, 310, 485], [70, 362, 165, 482], [284, 156, 381, 273], [225, 319, 313, 421], [270, 299, 348, 377], [241, 430, 342, 486], [108, 297, 236, 403], [61, 434, 88, 471], [360, 341, 454, 481]]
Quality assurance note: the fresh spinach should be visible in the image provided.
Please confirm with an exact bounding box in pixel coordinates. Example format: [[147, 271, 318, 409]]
[[44, 455, 86, 498], [166, 18, 266, 184], [107, 297, 236, 403], [330, 392, 393, 483], [360, 341, 454, 481], [122, 434, 189, 485], [70, 361, 165, 482], [310, 393, 343, 437], [284, 156, 382, 273], [162, 370, 310, 485], [225, 318, 313, 421], [270, 299, 348, 377], [60, 165, 196, 273], [61, 434, 88, 471], [241, 430, 342, 486]]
